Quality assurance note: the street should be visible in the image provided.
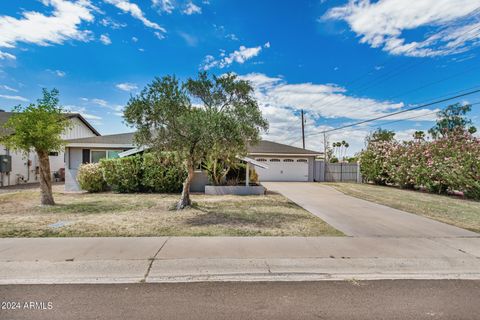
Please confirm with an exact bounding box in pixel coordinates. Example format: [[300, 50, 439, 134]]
[[1, 280, 479, 320]]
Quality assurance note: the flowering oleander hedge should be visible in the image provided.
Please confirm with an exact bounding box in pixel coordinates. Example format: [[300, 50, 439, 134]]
[[77, 163, 108, 192], [359, 132, 480, 199]]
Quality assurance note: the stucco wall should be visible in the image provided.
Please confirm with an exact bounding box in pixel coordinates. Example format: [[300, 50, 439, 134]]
[[0, 117, 97, 187]]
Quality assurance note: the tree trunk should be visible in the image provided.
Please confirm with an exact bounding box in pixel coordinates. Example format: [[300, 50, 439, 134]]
[[37, 149, 55, 206], [177, 161, 194, 210]]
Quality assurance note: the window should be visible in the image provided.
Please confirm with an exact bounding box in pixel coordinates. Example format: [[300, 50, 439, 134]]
[[283, 159, 294, 162], [107, 150, 121, 159], [91, 150, 107, 163], [256, 158, 267, 162], [90, 150, 123, 163], [269, 159, 280, 162], [297, 159, 308, 163], [49, 152, 59, 156]]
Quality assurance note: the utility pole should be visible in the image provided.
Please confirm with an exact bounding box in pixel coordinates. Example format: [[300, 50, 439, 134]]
[[323, 132, 327, 182], [301, 109, 305, 149]]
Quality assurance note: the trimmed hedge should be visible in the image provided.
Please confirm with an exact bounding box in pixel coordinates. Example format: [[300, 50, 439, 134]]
[[142, 152, 186, 193], [76, 152, 187, 194], [101, 155, 143, 193], [77, 163, 108, 192]]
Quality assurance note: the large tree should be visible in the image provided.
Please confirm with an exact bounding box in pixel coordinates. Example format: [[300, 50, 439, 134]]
[[1, 89, 71, 205], [123, 73, 268, 209], [429, 103, 477, 139]]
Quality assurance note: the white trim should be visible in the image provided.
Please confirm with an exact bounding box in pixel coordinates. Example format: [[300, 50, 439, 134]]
[[248, 153, 321, 157], [118, 146, 147, 158], [66, 143, 135, 148], [236, 156, 269, 169]]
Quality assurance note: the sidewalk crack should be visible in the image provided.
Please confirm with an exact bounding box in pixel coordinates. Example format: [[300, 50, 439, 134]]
[[141, 237, 170, 283], [264, 260, 272, 273]]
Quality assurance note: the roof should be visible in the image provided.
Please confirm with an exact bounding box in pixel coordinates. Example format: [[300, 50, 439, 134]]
[[0, 112, 101, 136], [67, 132, 322, 156], [247, 140, 322, 156], [65, 132, 135, 147]]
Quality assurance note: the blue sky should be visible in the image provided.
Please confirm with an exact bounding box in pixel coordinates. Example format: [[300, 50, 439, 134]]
[[0, 0, 479, 154]]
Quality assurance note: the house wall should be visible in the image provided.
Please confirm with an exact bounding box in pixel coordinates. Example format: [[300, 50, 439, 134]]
[[0, 117, 97, 187]]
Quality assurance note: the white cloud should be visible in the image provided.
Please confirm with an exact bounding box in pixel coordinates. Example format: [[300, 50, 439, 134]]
[[154, 31, 165, 40], [91, 98, 108, 106], [0, 51, 16, 60], [100, 34, 112, 45], [225, 33, 239, 41], [152, 0, 174, 14], [178, 31, 198, 46], [0, 94, 28, 102], [104, 0, 166, 34], [86, 97, 124, 114], [237, 73, 437, 153], [47, 69, 66, 77], [65, 105, 102, 120], [0, 85, 18, 92], [183, 2, 202, 15], [323, 0, 480, 57], [132, 36, 138, 42], [202, 43, 269, 70], [0, 0, 95, 51], [55, 70, 66, 77], [116, 82, 138, 91], [99, 17, 126, 29]]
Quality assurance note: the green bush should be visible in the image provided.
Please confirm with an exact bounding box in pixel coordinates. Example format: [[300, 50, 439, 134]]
[[77, 163, 107, 192], [100, 155, 143, 193], [142, 152, 186, 193]]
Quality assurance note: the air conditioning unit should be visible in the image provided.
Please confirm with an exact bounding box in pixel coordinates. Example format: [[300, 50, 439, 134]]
[[0, 155, 12, 173]]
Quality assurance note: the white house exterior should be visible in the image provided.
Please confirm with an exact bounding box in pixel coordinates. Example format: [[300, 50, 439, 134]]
[[0, 111, 100, 187], [63, 132, 323, 192]]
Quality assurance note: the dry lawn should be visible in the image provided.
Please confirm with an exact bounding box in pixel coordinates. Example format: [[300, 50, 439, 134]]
[[329, 183, 480, 233], [0, 186, 342, 237]]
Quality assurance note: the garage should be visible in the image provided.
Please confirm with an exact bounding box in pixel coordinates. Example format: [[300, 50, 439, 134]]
[[254, 157, 309, 182]]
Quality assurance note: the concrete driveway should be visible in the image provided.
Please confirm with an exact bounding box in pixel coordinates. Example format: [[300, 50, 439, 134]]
[[262, 182, 478, 238]]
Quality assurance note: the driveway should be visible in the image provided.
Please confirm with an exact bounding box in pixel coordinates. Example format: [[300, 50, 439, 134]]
[[262, 182, 478, 237]]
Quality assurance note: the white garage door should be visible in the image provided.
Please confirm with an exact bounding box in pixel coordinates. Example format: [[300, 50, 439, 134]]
[[254, 158, 309, 182]]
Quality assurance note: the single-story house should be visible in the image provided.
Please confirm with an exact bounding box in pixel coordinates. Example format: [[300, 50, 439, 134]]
[[0, 110, 100, 187], [64, 132, 323, 192]]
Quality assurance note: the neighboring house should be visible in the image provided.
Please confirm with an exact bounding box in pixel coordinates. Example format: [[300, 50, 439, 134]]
[[0, 110, 100, 187], [64, 132, 322, 192]]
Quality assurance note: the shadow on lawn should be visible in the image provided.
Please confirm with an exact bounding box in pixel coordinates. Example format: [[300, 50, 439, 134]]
[[186, 204, 309, 228], [41, 200, 155, 214]]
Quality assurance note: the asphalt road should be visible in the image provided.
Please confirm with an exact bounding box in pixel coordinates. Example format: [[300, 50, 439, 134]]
[[1, 280, 479, 320]]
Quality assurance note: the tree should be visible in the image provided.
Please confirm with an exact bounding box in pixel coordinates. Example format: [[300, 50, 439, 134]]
[[0, 89, 71, 205], [413, 130, 425, 141], [124, 73, 268, 209], [366, 128, 396, 144], [186, 72, 268, 186], [429, 103, 477, 139]]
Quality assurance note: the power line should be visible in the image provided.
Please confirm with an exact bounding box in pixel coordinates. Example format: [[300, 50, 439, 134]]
[[306, 25, 480, 114], [311, 86, 480, 135]]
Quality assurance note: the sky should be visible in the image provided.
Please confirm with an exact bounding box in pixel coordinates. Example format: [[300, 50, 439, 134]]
[[0, 0, 480, 155]]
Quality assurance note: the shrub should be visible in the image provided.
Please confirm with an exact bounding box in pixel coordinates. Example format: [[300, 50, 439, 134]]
[[100, 155, 143, 193], [77, 163, 107, 192], [142, 152, 186, 193], [359, 131, 480, 200]]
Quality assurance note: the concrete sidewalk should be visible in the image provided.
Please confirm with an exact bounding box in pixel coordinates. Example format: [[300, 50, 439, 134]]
[[1, 237, 479, 284]]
